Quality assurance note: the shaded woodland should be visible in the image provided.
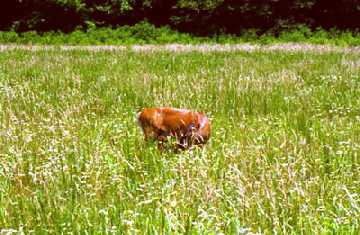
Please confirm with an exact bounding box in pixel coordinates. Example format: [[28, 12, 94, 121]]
[[1, 0, 359, 35]]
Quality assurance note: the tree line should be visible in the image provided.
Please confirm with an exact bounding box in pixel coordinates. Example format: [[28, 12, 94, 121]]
[[1, 0, 359, 35]]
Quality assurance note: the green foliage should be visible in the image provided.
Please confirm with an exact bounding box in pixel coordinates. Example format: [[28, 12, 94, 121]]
[[52, 0, 85, 11], [0, 23, 359, 45], [0, 31, 19, 43], [1, 0, 359, 34], [176, 0, 224, 10], [278, 24, 312, 42]]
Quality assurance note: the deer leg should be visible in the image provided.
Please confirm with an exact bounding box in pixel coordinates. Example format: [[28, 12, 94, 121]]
[[156, 131, 169, 151]]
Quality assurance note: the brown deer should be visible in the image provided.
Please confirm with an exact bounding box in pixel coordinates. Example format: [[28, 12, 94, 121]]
[[137, 107, 211, 150]]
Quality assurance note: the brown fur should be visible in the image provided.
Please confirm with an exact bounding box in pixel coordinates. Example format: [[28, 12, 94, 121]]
[[137, 107, 210, 150]]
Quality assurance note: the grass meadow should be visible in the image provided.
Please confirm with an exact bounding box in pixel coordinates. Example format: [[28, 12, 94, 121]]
[[0, 48, 359, 234]]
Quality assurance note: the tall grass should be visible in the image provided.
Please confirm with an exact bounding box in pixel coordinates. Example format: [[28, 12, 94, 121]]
[[0, 49, 359, 234]]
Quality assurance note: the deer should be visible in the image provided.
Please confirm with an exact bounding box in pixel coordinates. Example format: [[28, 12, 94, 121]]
[[137, 107, 211, 150]]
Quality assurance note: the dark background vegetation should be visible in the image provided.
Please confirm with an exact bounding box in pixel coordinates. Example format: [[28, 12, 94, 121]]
[[1, 0, 359, 36]]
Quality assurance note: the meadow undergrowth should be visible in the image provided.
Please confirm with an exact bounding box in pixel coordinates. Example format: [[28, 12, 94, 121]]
[[0, 49, 359, 234], [1, 22, 359, 46]]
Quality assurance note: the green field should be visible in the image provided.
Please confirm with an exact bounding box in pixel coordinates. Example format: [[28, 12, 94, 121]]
[[0, 48, 359, 234]]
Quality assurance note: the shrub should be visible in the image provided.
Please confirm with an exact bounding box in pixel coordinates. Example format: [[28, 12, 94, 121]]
[[0, 23, 359, 46]]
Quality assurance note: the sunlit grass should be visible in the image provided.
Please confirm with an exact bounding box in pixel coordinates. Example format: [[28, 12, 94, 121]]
[[0, 49, 359, 234]]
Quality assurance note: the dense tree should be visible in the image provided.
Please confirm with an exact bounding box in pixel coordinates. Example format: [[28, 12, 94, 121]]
[[1, 0, 359, 34]]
